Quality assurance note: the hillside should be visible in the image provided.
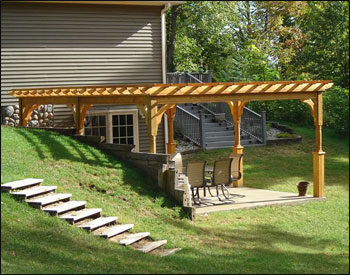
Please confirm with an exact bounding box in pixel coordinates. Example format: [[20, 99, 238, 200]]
[[1, 126, 349, 274]]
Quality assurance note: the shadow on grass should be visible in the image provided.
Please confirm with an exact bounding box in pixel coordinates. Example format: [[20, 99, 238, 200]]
[[16, 128, 185, 214], [2, 197, 348, 274]]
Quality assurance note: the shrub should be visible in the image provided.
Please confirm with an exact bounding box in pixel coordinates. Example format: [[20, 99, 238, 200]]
[[323, 86, 349, 134], [246, 86, 349, 135]]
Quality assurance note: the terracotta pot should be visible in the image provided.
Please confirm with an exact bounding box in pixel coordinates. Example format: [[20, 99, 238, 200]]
[[297, 181, 309, 196]]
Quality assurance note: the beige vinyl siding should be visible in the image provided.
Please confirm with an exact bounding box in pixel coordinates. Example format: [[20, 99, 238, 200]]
[[1, 2, 162, 126]]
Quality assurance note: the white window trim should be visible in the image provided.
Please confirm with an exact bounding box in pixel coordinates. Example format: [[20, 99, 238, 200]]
[[86, 108, 139, 152]]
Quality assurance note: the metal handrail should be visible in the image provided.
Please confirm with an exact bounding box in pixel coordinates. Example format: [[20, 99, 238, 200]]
[[175, 105, 201, 146], [167, 71, 267, 146]]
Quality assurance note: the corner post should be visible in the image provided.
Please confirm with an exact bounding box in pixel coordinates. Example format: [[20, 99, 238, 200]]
[[165, 104, 177, 154], [313, 92, 325, 197], [228, 100, 246, 187], [261, 110, 267, 145]]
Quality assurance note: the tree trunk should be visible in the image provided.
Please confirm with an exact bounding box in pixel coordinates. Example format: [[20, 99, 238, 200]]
[[167, 5, 179, 73]]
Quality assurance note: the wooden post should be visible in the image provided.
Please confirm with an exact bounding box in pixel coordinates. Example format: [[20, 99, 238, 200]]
[[228, 100, 246, 187], [313, 92, 325, 197], [147, 99, 159, 153], [74, 98, 82, 135], [21, 99, 40, 127], [19, 98, 24, 127], [165, 104, 177, 154]]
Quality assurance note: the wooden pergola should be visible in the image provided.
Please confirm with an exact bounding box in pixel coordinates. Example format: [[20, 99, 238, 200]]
[[10, 80, 333, 197]]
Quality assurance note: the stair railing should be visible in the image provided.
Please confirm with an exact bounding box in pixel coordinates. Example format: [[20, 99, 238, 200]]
[[167, 71, 267, 146], [174, 105, 203, 147]]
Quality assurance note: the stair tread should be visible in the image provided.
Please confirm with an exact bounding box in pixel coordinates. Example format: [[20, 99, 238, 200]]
[[134, 240, 167, 253], [60, 208, 102, 223], [119, 232, 150, 246], [11, 186, 57, 198], [1, 178, 43, 191], [26, 193, 71, 206], [44, 200, 86, 215], [94, 224, 134, 238], [78, 216, 117, 231], [150, 248, 182, 257]]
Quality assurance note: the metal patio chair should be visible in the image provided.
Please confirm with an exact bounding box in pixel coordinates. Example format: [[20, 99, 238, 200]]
[[186, 160, 207, 205], [209, 154, 242, 200]]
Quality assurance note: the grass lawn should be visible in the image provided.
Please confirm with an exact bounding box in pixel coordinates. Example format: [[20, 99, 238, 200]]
[[1, 124, 349, 274]]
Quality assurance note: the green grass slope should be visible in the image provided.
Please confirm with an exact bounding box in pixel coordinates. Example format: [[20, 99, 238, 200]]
[[1, 125, 349, 274]]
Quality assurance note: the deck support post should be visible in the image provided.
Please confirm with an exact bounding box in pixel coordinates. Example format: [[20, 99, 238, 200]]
[[20, 98, 40, 127], [147, 99, 159, 153], [313, 93, 325, 197], [301, 93, 325, 197], [70, 98, 92, 135], [165, 105, 177, 154], [227, 100, 247, 187]]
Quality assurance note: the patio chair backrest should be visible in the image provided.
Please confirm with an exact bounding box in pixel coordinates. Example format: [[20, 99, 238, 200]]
[[212, 158, 233, 186], [187, 161, 206, 188], [230, 153, 243, 180], [170, 153, 183, 173]]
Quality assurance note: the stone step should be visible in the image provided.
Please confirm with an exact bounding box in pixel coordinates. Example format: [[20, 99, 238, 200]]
[[43, 201, 86, 216], [150, 248, 182, 257], [78, 216, 117, 231], [26, 193, 72, 208], [60, 208, 102, 224], [11, 186, 57, 199], [119, 232, 150, 246], [1, 178, 43, 192], [94, 224, 134, 238], [134, 240, 167, 253]]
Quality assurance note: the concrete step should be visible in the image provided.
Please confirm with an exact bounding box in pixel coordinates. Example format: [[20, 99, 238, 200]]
[[26, 193, 72, 208], [134, 240, 167, 253], [1, 178, 43, 192], [43, 201, 86, 216], [60, 208, 102, 224], [119, 232, 150, 246], [94, 224, 134, 238], [11, 186, 57, 199], [78, 216, 117, 231], [150, 248, 182, 257]]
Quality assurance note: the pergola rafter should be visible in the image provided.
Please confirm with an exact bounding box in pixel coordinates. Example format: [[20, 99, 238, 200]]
[[10, 80, 333, 198]]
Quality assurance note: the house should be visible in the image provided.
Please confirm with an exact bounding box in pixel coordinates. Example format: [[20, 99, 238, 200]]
[[1, 0, 184, 153]]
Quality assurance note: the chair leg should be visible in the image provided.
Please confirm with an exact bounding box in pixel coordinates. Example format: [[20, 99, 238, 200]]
[[191, 188, 201, 206], [221, 185, 230, 199], [207, 186, 215, 197], [216, 185, 224, 201]]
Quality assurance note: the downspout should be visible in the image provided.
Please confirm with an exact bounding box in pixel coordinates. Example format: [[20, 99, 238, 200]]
[[161, 3, 172, 153], [161, 3, 171, 84]]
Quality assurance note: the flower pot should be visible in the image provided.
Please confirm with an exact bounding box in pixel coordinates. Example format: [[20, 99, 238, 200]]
[[214, 113, 225, 122], [296, 181, 309, 196]]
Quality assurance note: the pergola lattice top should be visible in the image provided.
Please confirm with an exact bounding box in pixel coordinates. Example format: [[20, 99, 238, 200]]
[[10, 80, 333, 98]]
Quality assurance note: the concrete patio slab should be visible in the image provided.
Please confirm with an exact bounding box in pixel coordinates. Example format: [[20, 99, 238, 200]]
[[193, 187, 326, 215]]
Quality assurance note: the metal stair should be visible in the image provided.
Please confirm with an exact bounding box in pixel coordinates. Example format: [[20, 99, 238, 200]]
[[1, 178, 181, 256], [178, 103, 258, 149]]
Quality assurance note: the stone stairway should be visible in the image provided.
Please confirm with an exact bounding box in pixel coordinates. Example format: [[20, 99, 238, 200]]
[[1, 178, 181, 257], [179, 103, 257, 149]]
